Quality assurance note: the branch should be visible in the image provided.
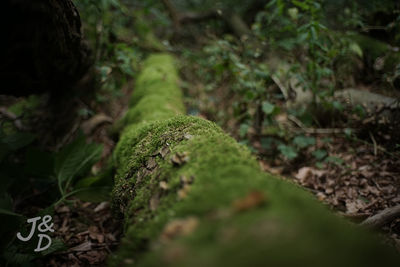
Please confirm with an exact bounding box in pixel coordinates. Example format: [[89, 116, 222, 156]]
[[0, 107, 27, 130], [161, 0, 252, 39], [161, 0, 182, 30], [361, 205, 400, 229]]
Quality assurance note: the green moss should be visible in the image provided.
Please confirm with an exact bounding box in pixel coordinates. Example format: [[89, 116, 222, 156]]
[[115, 53, 184, 131], [109, 53, 399, 266], [353, 34, 400, 72], [110, 116, 398, 267]]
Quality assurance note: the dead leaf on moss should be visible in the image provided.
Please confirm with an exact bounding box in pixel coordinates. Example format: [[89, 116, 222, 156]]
[[232, 191, 267, 212], [171, 151, 190, 166], [177, 184, 191, 200], [160, 146, 170, 158], [160, 217, 199, 243], [159, 181, 169, 190], [180, 175, 194, 185], [146, 157, 157, 170], [184, 133, 193, 140], [150, 194, 160, 211]]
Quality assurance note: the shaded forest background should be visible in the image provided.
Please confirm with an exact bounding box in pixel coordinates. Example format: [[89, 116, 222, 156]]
[[0, 0, 399, 265]]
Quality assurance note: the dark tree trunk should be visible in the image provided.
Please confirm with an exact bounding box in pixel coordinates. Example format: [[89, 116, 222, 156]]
[[0, 0, 91, 97]]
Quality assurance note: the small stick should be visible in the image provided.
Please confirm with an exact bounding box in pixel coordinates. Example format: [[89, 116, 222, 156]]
[[368, 131, 378, 156], [271, 75, 288, 100], [361, 205, 400, 229], [287, 115, 354, 134]]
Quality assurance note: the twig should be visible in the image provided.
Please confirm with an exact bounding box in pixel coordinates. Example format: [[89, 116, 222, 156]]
[[271, 75, 288, 100], [368, 131, 378, 156], [161, 0, 182, 30], [0, 107, 27, 130], [287, 115, 354, 134], [351, 136, 400, 159], [361, 205, 400, 229]]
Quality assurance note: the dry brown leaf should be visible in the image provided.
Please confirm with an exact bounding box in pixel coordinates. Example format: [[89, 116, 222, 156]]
[[146, 157, 157, 170], [295, 167, 312, 183], [184, 133, 193, 140], [232, 191, 266, 212], [171, 152, 190, 166], [70, 241, 92, 252], [160, 217, 199, 243], [177, 184, 191, 200], [56, 205, 70, 213], [81, 113, 112, 134], [94, 202, 109, 213], [180, 175, 194, 185], [160, 146, 170, 158], [150, 195, 160, 211], [159, 181, 169, 190]]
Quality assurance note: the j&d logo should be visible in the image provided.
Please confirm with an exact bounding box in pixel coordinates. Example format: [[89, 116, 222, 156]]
[[16, 215, 54, 252]]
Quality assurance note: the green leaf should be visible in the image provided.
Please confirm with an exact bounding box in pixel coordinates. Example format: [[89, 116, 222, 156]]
[[2, 245, 36, 265], [73, 186, 111, 202], [315, 162, 324, 169], [312, 149, 327, 160], [262, 101, 276, 115], [349, 42, 363, 58], [239, 123, 250, 138], [0, 193, 21, 217], [55, 134, 103, 194], [325, 156, 344, 166], [288, 7, 298, 20], [261, 137, 276, 149], [292, 0, 309, 10], [344, 128, 353, 138], [278, 144, 298, 160], [332, 101, 344, 111], [41, 238, 66, 256], [0, 132, 36, 161], [293, 135, 315, 148]]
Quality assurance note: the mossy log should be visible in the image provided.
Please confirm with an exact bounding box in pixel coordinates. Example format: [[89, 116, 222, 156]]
[[109, 54, 399, 266], [353, 34, 400, 74]]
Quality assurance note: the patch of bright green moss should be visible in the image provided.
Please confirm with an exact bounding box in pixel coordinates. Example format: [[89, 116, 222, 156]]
[[115, 53, 184, 132]]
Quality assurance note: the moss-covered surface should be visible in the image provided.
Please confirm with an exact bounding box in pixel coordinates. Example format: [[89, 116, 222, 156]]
[[109, 53, 399, 266], [112, 54, 184, 134], [353, 34, 400, 72]]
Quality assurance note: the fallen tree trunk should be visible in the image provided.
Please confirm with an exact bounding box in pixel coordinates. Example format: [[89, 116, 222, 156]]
[[109, 54, 399, 266]]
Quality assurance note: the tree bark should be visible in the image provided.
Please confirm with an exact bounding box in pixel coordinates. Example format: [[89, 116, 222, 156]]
[[0, 0, 91, 97]]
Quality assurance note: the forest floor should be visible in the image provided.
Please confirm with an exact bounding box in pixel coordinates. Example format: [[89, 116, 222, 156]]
[[179, 59, 400, 252], [184, 90, 400, 253], [41, 53, 399, 266]]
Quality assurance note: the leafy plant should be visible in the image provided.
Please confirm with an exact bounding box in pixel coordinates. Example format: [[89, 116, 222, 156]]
[[0, 126, 106, 265]]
